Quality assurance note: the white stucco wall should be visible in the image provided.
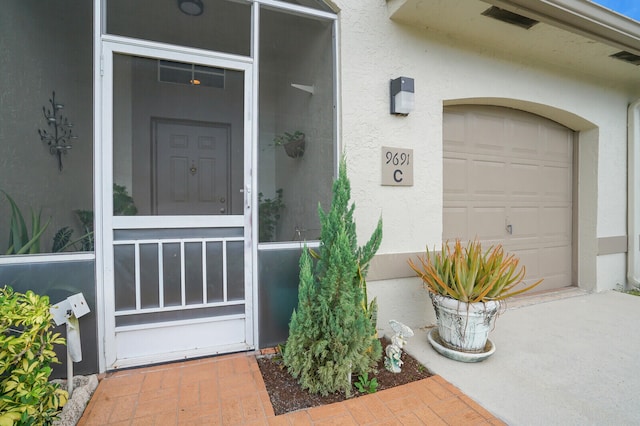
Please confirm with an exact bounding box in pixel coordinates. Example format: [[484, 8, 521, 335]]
[[334, 0, 632, 291]]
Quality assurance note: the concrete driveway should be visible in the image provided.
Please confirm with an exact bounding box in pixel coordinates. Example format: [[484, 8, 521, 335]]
[[371, 279, 640, 425]]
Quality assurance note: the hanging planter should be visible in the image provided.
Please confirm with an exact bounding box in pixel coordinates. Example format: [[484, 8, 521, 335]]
[[274, 131, 306, 159], [283, 138, 306, 158]]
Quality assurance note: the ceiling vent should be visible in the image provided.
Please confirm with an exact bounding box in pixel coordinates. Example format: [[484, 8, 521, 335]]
[[481, 6, 539, 30], [610, 51, 640, 66]]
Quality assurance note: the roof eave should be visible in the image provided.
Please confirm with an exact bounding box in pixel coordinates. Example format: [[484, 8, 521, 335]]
[[484, 0, 640, 55]]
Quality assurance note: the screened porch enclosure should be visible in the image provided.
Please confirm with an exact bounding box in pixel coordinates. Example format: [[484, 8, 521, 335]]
[[0, 0, 338, 372]]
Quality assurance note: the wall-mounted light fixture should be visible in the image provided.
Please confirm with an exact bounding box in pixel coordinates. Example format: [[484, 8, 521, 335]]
[[390, 77, 414, 116], [178, 0, 204, 16]]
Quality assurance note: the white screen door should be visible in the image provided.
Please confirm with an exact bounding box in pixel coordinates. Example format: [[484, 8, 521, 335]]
[[100, 41, 254, 369]]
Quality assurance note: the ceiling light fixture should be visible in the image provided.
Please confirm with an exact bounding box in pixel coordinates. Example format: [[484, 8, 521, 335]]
[[178, 0, 204, 16]]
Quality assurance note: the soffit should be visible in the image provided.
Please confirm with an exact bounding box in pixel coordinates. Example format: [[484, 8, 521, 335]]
[[387, 0, 640, 89]]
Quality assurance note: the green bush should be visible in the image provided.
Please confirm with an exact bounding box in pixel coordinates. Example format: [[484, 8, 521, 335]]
[[0, 286, 67, 426], [258, 189, 285, 242], [283, 157, 382, 396]]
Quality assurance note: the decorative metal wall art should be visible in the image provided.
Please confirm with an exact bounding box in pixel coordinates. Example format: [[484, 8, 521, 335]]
[[38, 91, 77, 171]]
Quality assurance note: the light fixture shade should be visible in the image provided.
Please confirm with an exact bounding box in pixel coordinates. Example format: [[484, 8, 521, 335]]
[[390, 77, 415, 115], [178, 0, 204, 16]]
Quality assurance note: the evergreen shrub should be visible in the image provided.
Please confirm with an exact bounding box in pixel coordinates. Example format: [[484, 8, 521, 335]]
[[283, 157, 383, 396]]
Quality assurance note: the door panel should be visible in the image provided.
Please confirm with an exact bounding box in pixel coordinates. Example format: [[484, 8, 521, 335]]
[[115, 318, 246, 363], [153, 120, 231, 215], [443, 106, 573, 292]]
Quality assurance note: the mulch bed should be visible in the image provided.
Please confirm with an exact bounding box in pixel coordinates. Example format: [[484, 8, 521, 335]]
[[257, 337, 432, 415]]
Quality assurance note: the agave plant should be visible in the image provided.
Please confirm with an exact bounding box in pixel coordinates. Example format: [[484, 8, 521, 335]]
[[408, 239, 542, 303], [2, 191, 51, 255]]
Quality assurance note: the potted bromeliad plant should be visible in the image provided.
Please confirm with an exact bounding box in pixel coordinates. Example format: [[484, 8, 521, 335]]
[[408, 239, 542, 361], [273, 131, 306, 158]]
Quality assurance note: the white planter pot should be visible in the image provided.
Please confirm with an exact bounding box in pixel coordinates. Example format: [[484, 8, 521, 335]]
[[430, 293, 500, 353]]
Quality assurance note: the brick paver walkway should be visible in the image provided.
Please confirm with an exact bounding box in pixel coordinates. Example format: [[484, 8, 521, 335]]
[[78, 352, 504, 425]]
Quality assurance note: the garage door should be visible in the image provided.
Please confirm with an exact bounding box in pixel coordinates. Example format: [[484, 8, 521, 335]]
[[443, 105, 573, 292]]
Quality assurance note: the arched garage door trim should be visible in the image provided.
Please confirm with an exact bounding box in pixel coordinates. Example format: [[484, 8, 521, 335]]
[[444, 98, 596, 131]]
